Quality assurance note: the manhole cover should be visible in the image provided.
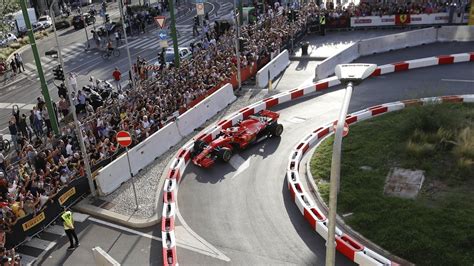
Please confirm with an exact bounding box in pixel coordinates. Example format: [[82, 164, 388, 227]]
[[384, 167, 425, 199]]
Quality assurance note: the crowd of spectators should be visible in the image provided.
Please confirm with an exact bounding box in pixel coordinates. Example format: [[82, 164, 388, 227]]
[[325, 0, 469, 19], [0, 0, 469, 251], [0, 2, 312, 249]]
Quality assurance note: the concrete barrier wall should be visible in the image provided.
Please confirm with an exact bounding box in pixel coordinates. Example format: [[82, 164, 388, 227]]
[[256, 50, 290, 88], [177, 84, 236, 136], [437, 25, 474, 42], [95, 84, 236, 196], [314, 26, 471, 81], [358, 27, 437, 56], [315, 42, 360, 80]]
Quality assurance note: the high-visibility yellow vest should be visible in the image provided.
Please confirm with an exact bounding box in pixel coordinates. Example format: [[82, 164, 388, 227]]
[[320, 15, 326, 25], [62, 211, 74, 230]]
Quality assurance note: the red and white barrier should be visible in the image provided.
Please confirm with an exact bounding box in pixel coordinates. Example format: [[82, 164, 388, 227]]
[[286, 95, 473, 265], [160, 54, 473, 266]]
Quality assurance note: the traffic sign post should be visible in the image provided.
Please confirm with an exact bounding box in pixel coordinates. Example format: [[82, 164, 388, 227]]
[[116, 131, 139, 210], [332, 121, 349, 137], [196, 3, 204, 15], [154, 16, 166, 28]]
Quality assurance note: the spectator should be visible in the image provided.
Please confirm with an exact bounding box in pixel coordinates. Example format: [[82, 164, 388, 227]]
[[14, 53, 24, 73], [112, 67, 122, 90]]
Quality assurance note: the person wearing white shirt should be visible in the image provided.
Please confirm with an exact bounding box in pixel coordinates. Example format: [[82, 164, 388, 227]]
[[68, 72, 78, 93], [66, 140, 73, 156]]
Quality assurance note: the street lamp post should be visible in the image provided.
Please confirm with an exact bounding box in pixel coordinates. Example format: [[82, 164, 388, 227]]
[[19, 0, 60, 135], [118, 0, 137, 89], [50, 1, 97, 197], [233, 1, 242, 89], [325, 63, 377, 266]]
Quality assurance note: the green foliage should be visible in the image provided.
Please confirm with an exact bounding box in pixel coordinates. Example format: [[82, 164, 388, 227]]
[[310, 103, 474, 265]]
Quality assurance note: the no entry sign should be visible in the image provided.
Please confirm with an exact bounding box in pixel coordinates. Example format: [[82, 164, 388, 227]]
[[116, 131, 132, 147], [333, 121, 349, 137]]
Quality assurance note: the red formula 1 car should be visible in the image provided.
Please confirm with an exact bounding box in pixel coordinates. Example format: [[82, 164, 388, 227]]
[[191, 110, 284, 168]]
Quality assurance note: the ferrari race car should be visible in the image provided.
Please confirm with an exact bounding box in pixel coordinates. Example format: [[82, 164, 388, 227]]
[[191, 110, 284, 168]]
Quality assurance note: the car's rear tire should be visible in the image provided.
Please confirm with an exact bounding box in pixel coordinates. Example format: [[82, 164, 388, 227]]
[[270, 123, 284, 137], [218, 148, 232, 162]]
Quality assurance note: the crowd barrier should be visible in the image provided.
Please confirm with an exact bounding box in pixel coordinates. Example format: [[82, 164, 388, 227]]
[[350, 12, 469, 28], [95, 83, 236, 196], [315, 25, 474, 80], [256, 50, 290, 88], [315, 42, 360, 81], [160, 53, 474, 265], [5, 176, 89, 249], [287, 94, 473, 265]]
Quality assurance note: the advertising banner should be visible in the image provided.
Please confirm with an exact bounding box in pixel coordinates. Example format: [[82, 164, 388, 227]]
[[5, 177, 89, 249]]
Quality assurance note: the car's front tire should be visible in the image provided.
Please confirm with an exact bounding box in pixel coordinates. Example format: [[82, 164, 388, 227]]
[[218, 148, 233, 162]]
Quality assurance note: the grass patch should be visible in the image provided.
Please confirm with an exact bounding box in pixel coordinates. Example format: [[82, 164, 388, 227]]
[[310, 103, 474, 265]]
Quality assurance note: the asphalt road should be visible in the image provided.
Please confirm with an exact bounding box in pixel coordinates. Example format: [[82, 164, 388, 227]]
[[34, 216, 163, 265], [0, 0, 233, 135], [176, 60, 473, 265]]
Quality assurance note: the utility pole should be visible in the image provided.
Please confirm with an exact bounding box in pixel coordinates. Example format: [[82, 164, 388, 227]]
[[19, 0, 59, 135], [168, 0, 180, 67], [238, 0, 243, 25], [50, 1, 97, 197]]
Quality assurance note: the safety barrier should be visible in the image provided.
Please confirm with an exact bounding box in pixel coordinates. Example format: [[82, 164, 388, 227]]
[[256, 50, 290, 88], [437, 25, 474, 42], [287, 94, 473, 265], [95, 83, 236, 196], [5, 176, 89, 249], [358, 27, 437, 56], [160, 53, 473, 265], [350, 12, 469, 27], [315, 26, 474, 80], [315, 42, 360, 81]]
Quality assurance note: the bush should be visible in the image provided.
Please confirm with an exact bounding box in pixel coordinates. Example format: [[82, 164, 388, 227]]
[[8, 42, 21, 49]]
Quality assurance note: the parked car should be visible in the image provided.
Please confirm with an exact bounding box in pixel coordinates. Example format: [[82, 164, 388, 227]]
[[72, 13, 96, 30], [0, 33, 18, 47], [154, 47, 192, 68], [95, 22, 120, 37], [32, 21, 45, 31], [38, 15, 53, 28]]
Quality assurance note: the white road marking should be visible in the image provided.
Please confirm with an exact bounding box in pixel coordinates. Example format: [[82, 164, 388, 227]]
[[441, 79, 474, 83], [23, 238, 57, 251], [175, 203, 231, 261], [17, 253, 36, 266], [44, 225, 66, 236]]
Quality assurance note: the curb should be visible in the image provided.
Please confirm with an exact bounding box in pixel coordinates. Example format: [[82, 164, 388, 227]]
[[160, 53, 473, 265], [74, 197, 159, 228], [303, 138, 413, 265], [287, 95, 473, 265]]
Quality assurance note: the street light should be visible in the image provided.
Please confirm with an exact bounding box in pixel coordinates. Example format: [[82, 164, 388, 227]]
[[325, 63, 377, 266], [117, 0, 137, 89], [232, 2, 242, 89], [50, 0, 97, 197]]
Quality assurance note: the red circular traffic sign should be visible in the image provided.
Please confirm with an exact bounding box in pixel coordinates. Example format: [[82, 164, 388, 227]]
[[116, 131, 132, 147], [333, 121, 349, 137]]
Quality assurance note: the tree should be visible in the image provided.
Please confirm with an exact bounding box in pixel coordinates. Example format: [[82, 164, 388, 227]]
[[0, 0, 21, 33]]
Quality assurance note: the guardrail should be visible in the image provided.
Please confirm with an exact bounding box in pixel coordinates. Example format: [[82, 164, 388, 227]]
[[286, 94, 473, 265], [160, 54, 474, 265]]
